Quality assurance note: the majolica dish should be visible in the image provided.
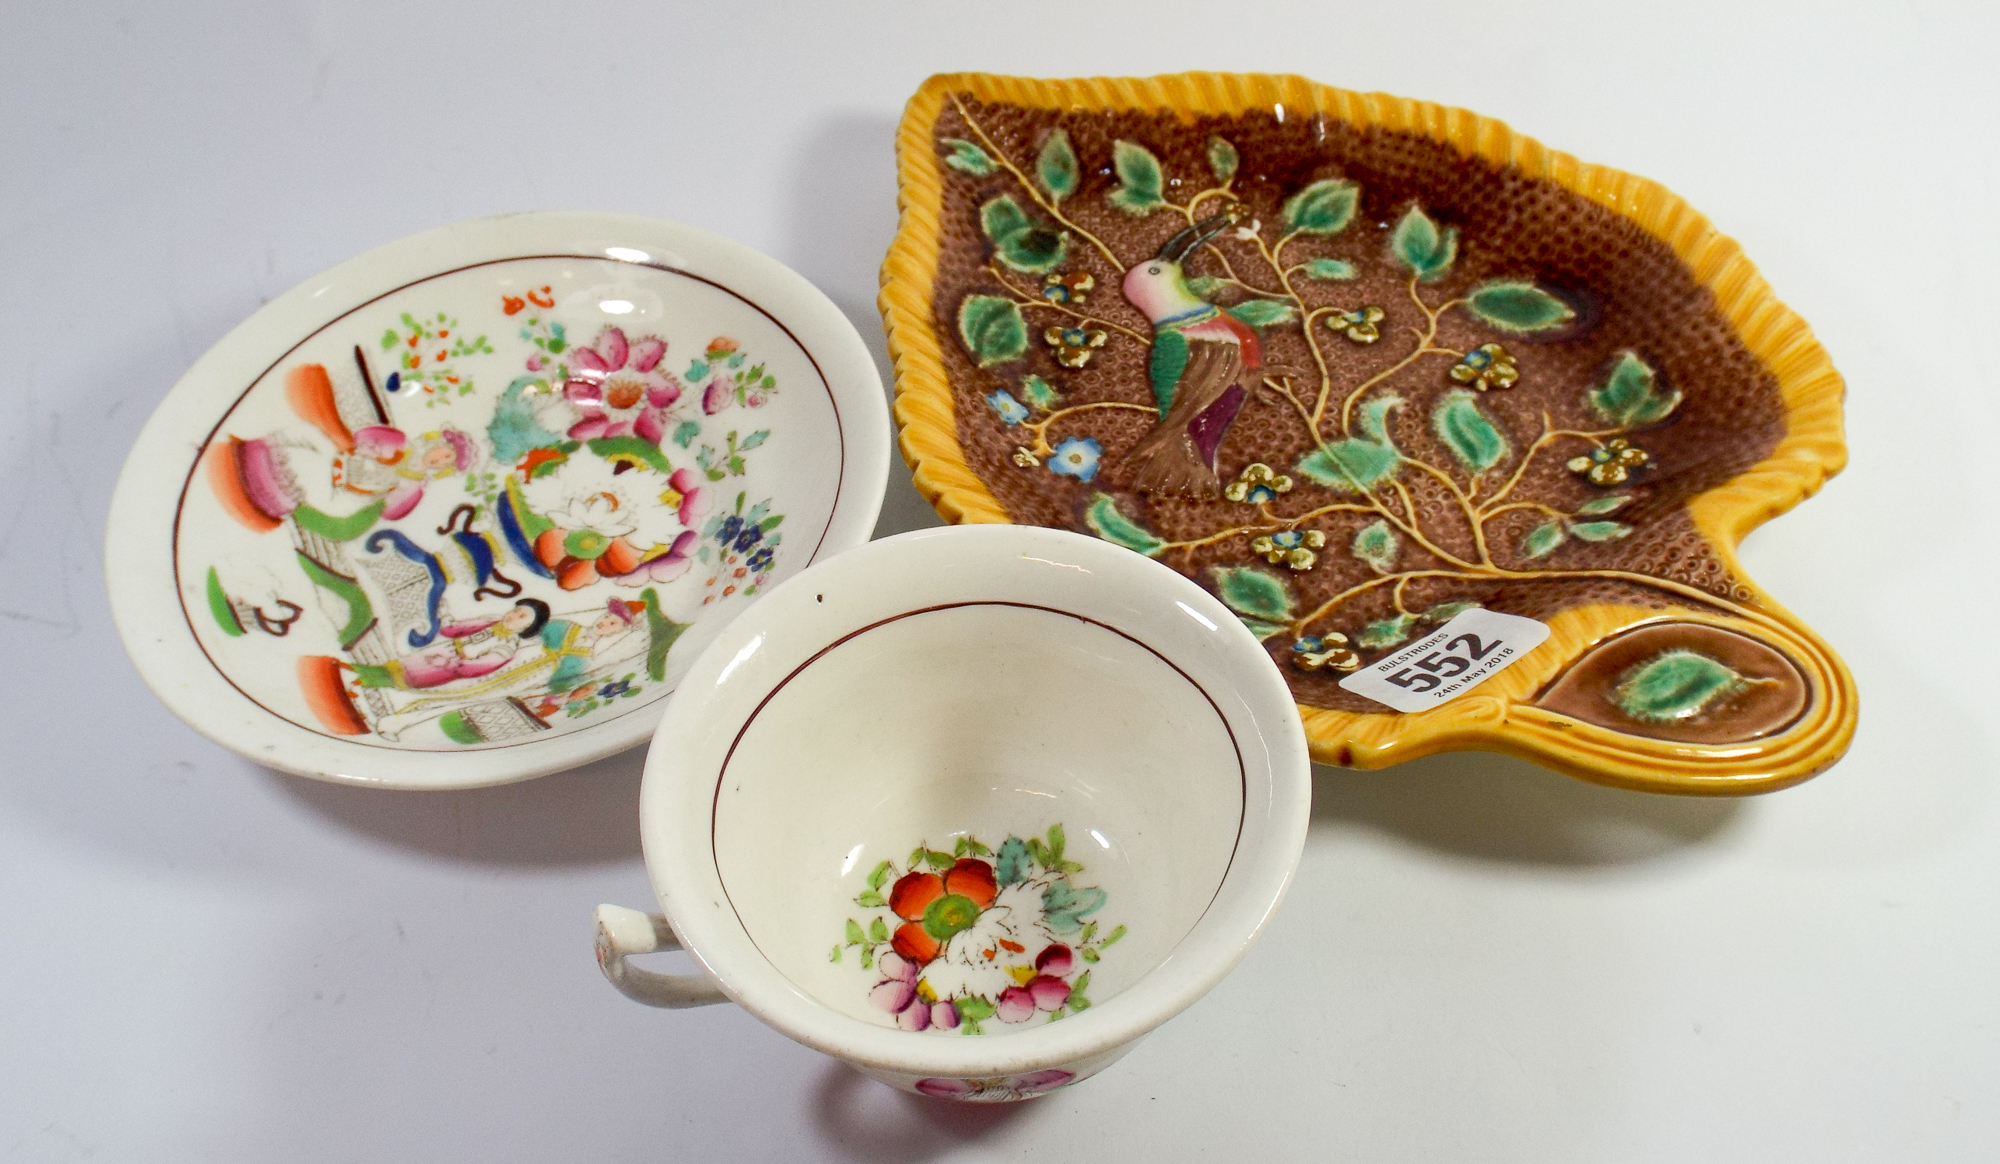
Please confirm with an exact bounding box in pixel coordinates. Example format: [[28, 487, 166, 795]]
[[597, 524, 1310, 1100], [108, 212, 888, 789], [883, 72, 1855, 794]]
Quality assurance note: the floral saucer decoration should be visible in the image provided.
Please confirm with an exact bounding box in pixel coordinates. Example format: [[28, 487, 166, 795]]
[[833, 825, 1124, 1035], [882, 73, 1855, 794], [108, 212, 887, 788]]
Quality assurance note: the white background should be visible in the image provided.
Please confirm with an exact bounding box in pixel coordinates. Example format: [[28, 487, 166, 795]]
[[3, 1, 1995, 1159]]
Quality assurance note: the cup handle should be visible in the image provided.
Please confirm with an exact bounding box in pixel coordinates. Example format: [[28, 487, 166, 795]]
[[593, 904, 730, 1009]]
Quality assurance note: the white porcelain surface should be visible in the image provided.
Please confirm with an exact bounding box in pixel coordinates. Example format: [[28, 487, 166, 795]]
[[608, 525, 1311, 1094], [105, 212, 889, 788], [718, 603, 1243, 1030]]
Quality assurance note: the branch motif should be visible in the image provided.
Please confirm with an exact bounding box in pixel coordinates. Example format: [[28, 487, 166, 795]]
[[939, 104, 1705, 676]]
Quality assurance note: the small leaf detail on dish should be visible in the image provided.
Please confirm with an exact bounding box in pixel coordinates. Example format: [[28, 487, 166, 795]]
[[1083, 492, 1165, 555], [940, 137, 996, 176], [1465, 281, 1575, 333], [1106, 140, 1166, 215], [979, 195, 1068, 274], [957, 295, 1028, 367], [1613, 650, 1749, 723], [1432, 390, 1510, 473], [1587, 353, 1680, 428], [1036, 130, 1080, 202], [1390, 205, 1458, 282]]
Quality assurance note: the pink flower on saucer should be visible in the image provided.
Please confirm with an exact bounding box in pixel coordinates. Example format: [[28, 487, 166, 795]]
[[563, 326, 682, 443]]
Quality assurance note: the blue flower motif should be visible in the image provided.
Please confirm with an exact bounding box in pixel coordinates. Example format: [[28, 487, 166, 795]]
[[733, 524, 763, 553], [715, 514, 744, 546], [986, 389, 1030, 426], [746, 546, 775, 573], [1048, 436, 1103, 482], [599, 678, 634, 699]]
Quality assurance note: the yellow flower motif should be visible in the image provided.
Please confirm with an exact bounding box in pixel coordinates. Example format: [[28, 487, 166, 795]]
[[1251, 528, 1326, 571], [1450, 342, 1519, 391], [1329, 306, 1386, 344], [1043, 325, 1108, 369], [1567, 438, 1650, 486], [1223, 462, 1293, 504], [1291, 633, 1360, 672], [1012, 446, 1040, 469], [1041, 270, 1095, 306]]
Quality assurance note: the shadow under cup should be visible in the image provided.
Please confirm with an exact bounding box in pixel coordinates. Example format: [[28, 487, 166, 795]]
[[714, 602, 1246, 1033]]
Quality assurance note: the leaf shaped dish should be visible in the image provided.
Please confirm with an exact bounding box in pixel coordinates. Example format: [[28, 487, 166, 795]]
[[882, 73, 1854, 794]]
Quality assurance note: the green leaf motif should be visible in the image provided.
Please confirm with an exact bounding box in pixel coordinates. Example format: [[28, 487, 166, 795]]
[[854, 889, 885, 908], [1359, 614, 1418, 649], [1207, 136, 1239, 182], [996, 837, 1030, 886], [868, 917, 889, 943], [829, 945, 841, 963], [1357, 393, 1402, 444], [1042, 881, 1107, 932], [205, 567, 243, 636], [1300, 258, 1358, 281], [1569, 521, 1633, 543], [1297, 439, 1399, 492], [1036, 129, 1079, 202], [1019, 374, 1060, 411], [1574, 494, 1632, 516], [1107, 140, 1166, 214], [1587, 352, 1681, 428], [1432, 389, 1511, 473], [845, 919, 865, 945], [866, 859, 892, 889], [940, 137, 996, 176], [979, 194, 1067, 273], [1237, 616, 1289, 641], [1224, 299, 1297, 329], [1084, 492, 1166, 555], [1465, 281, 1576, 333], [1613, 649, 1748, 724], [1282, 178, 1360, 237], [1423, 600, 1478, 622], [1185, 275, 1222, 299], [1390, 205, 1458, 282], [1521, 520, 1567, 559], [979, 194, 1031, 243], [1212, 566, 1294, 621], [1351, 520, 1400, 572], [957, 295, 1027, 367]]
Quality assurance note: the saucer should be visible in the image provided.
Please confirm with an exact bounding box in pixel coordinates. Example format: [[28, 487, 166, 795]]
[[881, 73, 1855, 794], [109, 212, 888, 788]]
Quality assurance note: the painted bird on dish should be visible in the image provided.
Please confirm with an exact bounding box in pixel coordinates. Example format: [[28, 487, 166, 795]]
[[1116, 207, 1286, 497]]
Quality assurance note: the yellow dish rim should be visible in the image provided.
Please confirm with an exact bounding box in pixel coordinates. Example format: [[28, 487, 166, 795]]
[[879, 71, 1855, 795]]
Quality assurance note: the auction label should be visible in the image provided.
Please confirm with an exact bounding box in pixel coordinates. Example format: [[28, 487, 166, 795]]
[[1338, 608, 1551, 713]]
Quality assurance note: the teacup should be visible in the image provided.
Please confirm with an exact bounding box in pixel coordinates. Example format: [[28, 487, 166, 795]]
[[595, 525, 1309, 1100]]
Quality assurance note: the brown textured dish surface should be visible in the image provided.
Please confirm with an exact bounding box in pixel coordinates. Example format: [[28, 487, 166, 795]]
[[883, 73, 1854, 793], [930, 96, 1781, 713]]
